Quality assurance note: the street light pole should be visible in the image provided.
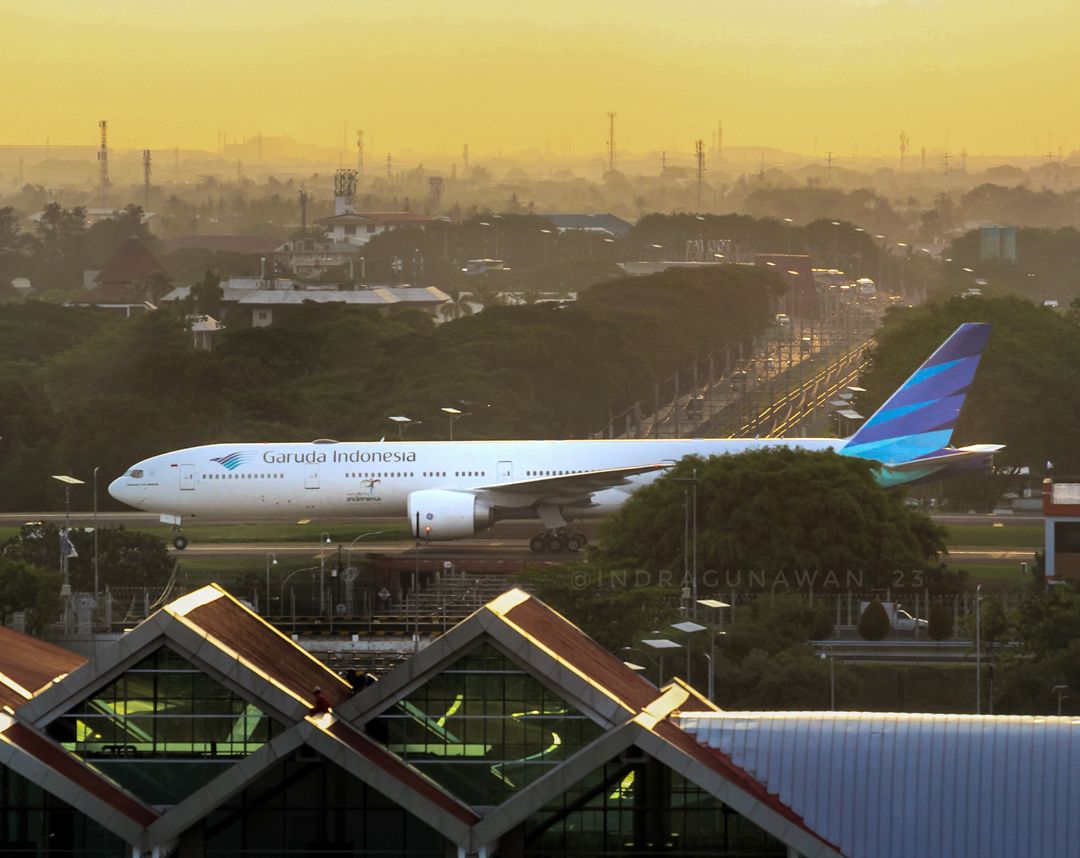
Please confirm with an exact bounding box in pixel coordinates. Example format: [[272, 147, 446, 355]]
[[265, 553, 278, 617], [975, 583, 982, 715], [1053, 684, 1069, 716], [318, 532, 331, 617], [92, 466, 100, 605], [51, 475, 84, 631]]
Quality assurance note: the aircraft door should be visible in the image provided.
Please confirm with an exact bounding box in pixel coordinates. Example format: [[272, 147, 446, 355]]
[[497, 461, 513, 483], [179, 464, 196, 491], [305, 464, 320, 490]]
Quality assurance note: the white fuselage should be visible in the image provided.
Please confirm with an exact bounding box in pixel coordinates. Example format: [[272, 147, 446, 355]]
[[109, 437, 838, 524]]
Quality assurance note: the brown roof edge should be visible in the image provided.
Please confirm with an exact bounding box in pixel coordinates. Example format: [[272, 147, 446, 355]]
[[2, 721, 157, 827]]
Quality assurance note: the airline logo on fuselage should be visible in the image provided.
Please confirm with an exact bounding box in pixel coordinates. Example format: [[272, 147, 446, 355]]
[[211, 452, 254, 470]]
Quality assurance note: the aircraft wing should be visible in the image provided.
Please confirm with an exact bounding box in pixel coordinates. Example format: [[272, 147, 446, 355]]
[[473, 463, 668, 504]]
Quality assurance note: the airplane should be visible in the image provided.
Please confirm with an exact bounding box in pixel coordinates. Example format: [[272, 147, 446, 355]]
[[109, 323, 1002, 553]]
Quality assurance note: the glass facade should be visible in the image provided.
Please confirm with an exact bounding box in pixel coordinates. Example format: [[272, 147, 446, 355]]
[[366, 641, 604, 806], [0, 764, 128, 857], [522, 755, 788, 858], [46, 646, 283, 806], [198, 748, 448, 857]]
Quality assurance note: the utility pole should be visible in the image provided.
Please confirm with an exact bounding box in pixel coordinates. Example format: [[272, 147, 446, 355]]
[[299, 189, 308, 234], [900, 130, 909, 172], [356, 129, 364, 182], [607, 111, 616, 173], [97, 120, 110, 200], [142, 149, 152, 209], [695, 139, 705, 208]]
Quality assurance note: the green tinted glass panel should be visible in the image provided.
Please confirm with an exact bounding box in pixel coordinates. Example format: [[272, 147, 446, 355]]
[[366, 641, 603, 806], [0, 763, 128, 857], [46, 646, 283, 806], [524, 756, 789, 857], [202, 748, 448, 857]]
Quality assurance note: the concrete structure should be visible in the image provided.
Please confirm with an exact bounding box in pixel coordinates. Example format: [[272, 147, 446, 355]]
[[1, 585, 1076, 857], [160, 279, 450, 327]]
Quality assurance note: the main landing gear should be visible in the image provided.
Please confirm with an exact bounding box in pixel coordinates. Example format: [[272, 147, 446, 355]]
[[529, 529, 588, 554]]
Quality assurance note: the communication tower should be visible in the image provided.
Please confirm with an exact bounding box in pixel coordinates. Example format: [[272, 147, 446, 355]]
[[334, 168, 357, 215], [97, 120, 110, 198], [428, 176, 444, 213], [356, 129, 364, 182], [607, 112, 617, 173], [695, 139, 705, 207], [142, 149, 152, 208]]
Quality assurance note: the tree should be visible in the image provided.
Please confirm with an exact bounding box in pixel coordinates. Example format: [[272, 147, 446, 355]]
[[0, 525, 172, 591], [858, 600, 891, 641], [440, 286, 475, 321], [927, 602, 954, 641], [601, 449, 946, 590], [992, 586, 1080, 715], [0, 556, 62, 632], [189, 270, 224, 317], [515, 561, 678, 653]]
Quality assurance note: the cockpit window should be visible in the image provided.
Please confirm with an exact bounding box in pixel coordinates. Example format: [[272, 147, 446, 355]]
[[130, 469, 144, 478]]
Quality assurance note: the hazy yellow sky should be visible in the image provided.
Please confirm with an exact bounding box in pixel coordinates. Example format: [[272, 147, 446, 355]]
[[4, 0, 1079, 160]]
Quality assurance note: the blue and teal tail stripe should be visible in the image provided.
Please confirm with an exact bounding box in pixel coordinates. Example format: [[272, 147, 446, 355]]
[[840, 323, 991, 466]]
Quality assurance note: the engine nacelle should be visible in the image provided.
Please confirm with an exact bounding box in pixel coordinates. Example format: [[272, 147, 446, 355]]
[[406, 489, 495, 540]]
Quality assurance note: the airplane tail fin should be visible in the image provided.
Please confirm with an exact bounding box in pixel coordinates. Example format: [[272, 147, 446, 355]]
[[840, 322, 992, 467]]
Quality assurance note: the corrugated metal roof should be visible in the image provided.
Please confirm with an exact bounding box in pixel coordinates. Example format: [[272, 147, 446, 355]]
[[679, 711, 1080, 858]]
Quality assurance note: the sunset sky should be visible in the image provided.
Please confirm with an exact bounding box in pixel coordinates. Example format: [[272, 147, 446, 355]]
[[4, 0, 1079, 160]]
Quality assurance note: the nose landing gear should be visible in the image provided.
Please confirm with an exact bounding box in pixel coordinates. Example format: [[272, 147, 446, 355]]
[[172, 529, 189, 550]]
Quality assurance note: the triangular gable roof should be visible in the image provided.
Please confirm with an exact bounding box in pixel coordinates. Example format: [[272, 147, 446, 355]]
[[468, 680, 840, 857], [147, 713, 479, 847], [0, 625, 86, 711], [0, 714, 157, 844], [339, 589, 660, 728], [95, 236, 169, 286], [19, 585, 351, 728]]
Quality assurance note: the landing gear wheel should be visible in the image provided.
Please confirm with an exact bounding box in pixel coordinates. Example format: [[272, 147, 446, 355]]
[[173, 534, 189, 550], [573, 532, 588, 548], [529, 535, 546, 553], [565, 535, 583, 552], [546, 535, 564, 553]]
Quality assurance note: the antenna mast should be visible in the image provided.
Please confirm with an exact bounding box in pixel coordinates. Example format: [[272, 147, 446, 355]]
[[607, 112, 617, 173], [356, 129, 364, 183], [695, 139, 705, 207], [97, 120, 110, 199], [142, 149, 152, 208]]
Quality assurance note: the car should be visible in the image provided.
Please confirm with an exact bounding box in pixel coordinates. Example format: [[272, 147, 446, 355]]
[[799, 337, 812, 353], [775, 313, 790, 327], [893, 609, 928, 632]]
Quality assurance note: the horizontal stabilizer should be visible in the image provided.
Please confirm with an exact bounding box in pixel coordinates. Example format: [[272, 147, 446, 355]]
[[880, 443, 1005, 473]]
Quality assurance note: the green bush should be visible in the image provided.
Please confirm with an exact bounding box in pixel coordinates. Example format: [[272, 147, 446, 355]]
[[927, 602, 954, 641], [858, 600, 891, 641]]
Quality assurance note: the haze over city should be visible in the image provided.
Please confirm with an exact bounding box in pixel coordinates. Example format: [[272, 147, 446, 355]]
[[5, 0, 1080, 159]]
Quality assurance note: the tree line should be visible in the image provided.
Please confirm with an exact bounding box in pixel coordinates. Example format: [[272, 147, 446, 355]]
[[0, 265, 781, 510]]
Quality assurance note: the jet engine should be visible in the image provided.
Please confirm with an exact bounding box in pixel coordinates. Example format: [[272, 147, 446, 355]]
[[406, 489, 495, 540]]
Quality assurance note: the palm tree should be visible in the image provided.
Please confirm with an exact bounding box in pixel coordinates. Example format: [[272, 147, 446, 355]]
[[441, 286, 475, 321]]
